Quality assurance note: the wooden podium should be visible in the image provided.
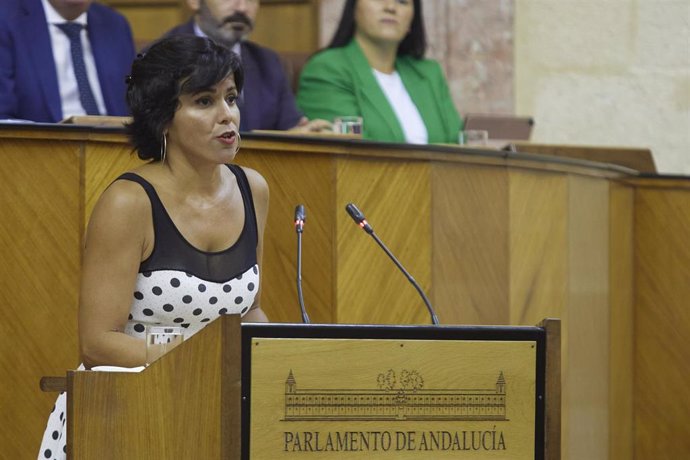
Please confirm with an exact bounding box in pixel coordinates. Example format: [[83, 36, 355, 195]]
[[67, 316, 561, 459]]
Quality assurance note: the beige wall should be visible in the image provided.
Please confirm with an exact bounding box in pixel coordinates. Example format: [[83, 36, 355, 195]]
[[319, 0, 690, 174], [515, 0, 689, 174]]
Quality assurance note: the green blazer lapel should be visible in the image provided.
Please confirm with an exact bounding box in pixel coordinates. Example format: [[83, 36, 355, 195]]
[[397, 57, 450, 143], [344, 41, 405, 142]]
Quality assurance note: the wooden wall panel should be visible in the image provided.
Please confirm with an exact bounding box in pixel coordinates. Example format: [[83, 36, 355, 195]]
[[335, 157, 431, 325], [106, 0, 320, 53], [104, 1, 187, 49], [119, 7, 185, 48], [634, 186, 690, 459], [608, 182, 634, 459], [431, 163, 509, 325], [566, 176, 610, 460], [253, 2, 318, 53], [507, 170, 567, 456], [0, 140, 82, 458], [84, 141, 144, 225], [508, 170, 568, 325], [237, 149, 335, 324]]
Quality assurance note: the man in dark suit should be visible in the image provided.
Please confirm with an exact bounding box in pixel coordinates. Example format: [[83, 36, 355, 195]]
[[163, 0, 329, 132], [0, 0, 135, 122]]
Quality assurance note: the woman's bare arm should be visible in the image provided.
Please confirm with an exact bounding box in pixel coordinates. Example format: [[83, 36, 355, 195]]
[[78, 180, 152, 368]]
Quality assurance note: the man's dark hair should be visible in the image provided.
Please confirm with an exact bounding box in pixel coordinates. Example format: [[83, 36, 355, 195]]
[[125, 35, 244, 161]]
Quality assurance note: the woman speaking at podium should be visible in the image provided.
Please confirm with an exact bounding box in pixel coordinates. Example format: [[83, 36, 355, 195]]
[[38, 35, 268, 459]]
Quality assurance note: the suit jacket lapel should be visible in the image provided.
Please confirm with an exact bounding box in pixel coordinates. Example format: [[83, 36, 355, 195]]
[[344, 41, 405, 142], [20, 0, 61, 121], [238, 42, 258, 131], [397, 57, 450, 143], [87, 8, 109, 113]]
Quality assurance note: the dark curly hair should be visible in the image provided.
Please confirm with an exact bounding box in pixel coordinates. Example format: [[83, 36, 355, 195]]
[[125, 35, 244, 161], [328, 0, 426, 59]]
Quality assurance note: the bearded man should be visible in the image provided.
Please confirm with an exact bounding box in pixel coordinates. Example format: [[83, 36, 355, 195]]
[[163, 0, 328, 132]]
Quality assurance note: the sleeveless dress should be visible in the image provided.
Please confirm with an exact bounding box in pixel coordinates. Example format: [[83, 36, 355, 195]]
[[38, 164, 260, 459]]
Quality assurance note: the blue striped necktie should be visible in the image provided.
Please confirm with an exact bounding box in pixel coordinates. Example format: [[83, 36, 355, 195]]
[[56, 22, 100, 115]]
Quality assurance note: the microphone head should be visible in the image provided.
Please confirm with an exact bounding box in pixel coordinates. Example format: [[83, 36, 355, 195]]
[[294, 204, 306, 222], [294, 204, 306, 233], [345, 203, 365, 224], [345, 202, 373, 234]]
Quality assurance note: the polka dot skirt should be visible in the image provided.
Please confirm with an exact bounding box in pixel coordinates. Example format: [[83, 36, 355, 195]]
[[38, 391, 67, 459], [38, 265, 258, 458]]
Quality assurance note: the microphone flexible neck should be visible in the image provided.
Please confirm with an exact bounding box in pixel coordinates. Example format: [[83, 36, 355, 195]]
[[369, 230, 439, 325], [296, 231, 310, 324], [294, 205, 310, 324], [345, 203, 439, 325]]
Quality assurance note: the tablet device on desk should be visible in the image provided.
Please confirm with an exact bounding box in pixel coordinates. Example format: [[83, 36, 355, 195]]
[[463, 114, 534, 141]]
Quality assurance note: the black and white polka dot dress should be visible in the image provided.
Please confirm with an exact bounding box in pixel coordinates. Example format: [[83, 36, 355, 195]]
[[38, 164, 260, 459]]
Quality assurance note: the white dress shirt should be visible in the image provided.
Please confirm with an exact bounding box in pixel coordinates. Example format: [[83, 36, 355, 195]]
[[373, 69, 428, 144], [192, 22, 242, 57], [41, 0, 106, 118]]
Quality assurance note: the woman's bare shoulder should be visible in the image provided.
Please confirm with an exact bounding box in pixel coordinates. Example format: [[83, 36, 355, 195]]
[[88, 176, 152, 236], [100, 176, 150, 210], [238, 165, 268, 199]]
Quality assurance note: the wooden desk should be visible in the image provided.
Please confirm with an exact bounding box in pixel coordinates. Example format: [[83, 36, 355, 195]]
[[509, 142, 657, 173], [1, 124, 688, 459]]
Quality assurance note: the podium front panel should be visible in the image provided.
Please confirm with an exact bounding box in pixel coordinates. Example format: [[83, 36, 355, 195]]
[[241, 324, 546, 459]]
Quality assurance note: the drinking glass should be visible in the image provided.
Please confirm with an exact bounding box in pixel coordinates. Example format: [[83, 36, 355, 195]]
[[145, 326, 184, 366], [333, 116, 363, 135], [458, 129, 489, 146]]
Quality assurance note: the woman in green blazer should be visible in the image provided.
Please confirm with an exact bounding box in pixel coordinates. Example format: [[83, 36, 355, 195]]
[[297, 0, 462, 144]]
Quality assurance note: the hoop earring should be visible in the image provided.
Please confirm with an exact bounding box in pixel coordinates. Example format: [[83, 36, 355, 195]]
[[234, 132, 241, 155], [160, 133, 167, 163]]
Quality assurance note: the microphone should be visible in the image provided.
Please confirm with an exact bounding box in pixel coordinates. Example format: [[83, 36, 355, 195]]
[[294, 205, 310, 324], [344, 203, 440, 325]]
